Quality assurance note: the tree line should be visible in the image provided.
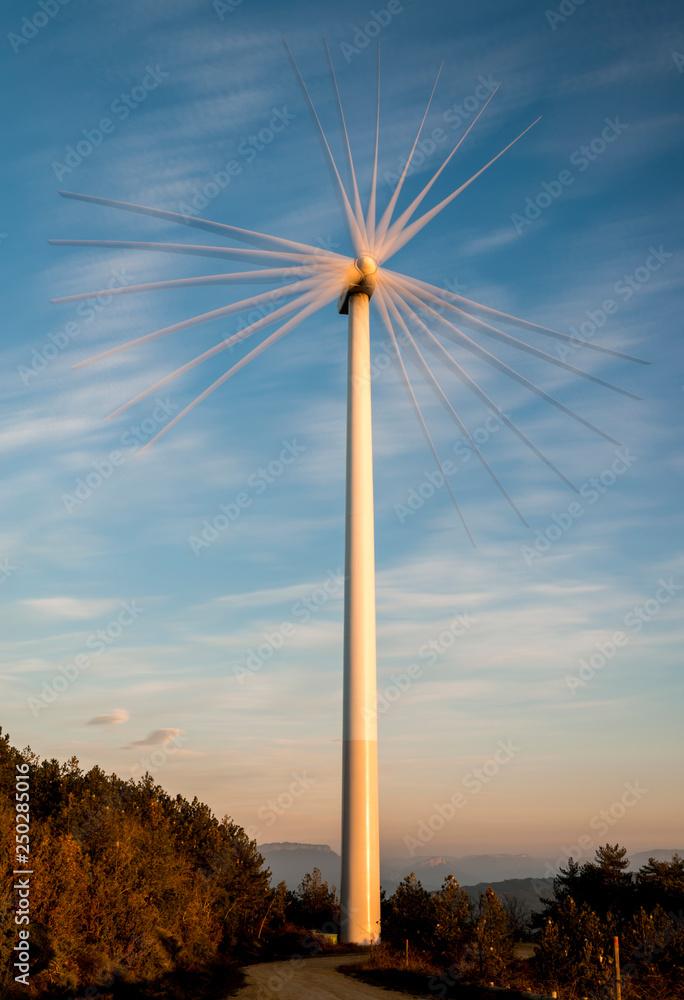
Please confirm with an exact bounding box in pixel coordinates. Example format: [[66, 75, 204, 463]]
[[2, 728, 682, 998], [371, 844, 684, 997], [1, 728, 296, 997]]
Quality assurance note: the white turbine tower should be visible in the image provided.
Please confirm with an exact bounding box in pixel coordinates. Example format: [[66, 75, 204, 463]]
[[49, 40, 647, 945]]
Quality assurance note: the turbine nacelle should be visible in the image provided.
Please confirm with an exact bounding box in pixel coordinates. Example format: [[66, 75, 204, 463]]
[[338, 255, 378, 314]]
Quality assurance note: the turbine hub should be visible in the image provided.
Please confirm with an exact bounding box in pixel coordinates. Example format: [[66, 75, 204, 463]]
[[354, 254, 377, 277], [338, 255, 378, 314]]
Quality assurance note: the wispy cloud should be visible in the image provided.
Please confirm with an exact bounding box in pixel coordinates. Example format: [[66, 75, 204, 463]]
[[22, 597, 123, 620], [88, 708, 130, 726], [122, 728, 184, 749]]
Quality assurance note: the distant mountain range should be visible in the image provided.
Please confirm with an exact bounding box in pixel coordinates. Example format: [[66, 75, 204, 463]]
[[381, 852, 550, 891], [259, 842, 683, 895], [460, 877, 554, 920], [626, 849, 683, 870], [261, 843, 341, 890]]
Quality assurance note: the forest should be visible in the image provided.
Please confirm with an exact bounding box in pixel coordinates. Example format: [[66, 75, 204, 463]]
[[1, 728, 682, 998], [369, 846, 684, 998]]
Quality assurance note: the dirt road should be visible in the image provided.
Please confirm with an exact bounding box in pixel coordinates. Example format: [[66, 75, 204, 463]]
[[230, 953, 416, 1000]]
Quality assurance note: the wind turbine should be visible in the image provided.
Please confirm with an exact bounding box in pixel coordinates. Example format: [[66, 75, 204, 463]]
[[49, 40, 647, 945]]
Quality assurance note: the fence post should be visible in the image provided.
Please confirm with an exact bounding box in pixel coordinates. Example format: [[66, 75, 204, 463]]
[[614, 935, 621, 1000]]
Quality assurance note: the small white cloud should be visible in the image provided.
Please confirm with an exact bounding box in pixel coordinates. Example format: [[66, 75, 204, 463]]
[[88, 709, 130, 726], [122, 728, 184, 749], [22, 597, 120, 620], [0, 415, 94, 455]]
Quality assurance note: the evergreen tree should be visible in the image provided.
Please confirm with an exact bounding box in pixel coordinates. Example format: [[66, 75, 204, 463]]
[[292, 867, 338, 929], [476, 887, 512, 979], [533, 897, 611, 992], [0, 728, 280, 996], [636, 854, 684, 914], [532, 845, 684, 996], [432, 875, 473, 964], [382, 873, 436, 951], [534, 845, 634, 926]]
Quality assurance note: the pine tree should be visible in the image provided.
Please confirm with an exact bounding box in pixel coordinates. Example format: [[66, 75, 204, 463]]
[[476, 887, 512, 980], [432, 875, 473, 964], [383, 873, 436, 951], [533, 896, 611, 992], [294, 867, 338, 929], [637, 854, 684, 914]]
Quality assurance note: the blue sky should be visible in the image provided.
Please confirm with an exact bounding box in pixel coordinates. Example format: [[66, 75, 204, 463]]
[[1, 0, 682, 864]]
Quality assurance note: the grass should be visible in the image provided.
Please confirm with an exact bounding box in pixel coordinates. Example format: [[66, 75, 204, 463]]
[[339, 943, 559, 999]]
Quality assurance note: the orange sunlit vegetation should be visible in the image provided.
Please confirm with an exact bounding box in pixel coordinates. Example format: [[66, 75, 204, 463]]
[[2, 729, 682, 998]]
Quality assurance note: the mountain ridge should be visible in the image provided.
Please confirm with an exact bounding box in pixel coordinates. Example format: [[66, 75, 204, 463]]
[[260, 843, 683, 892]]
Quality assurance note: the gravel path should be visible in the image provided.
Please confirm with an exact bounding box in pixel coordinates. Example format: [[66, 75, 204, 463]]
[[230, 953, 416, 1000]]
